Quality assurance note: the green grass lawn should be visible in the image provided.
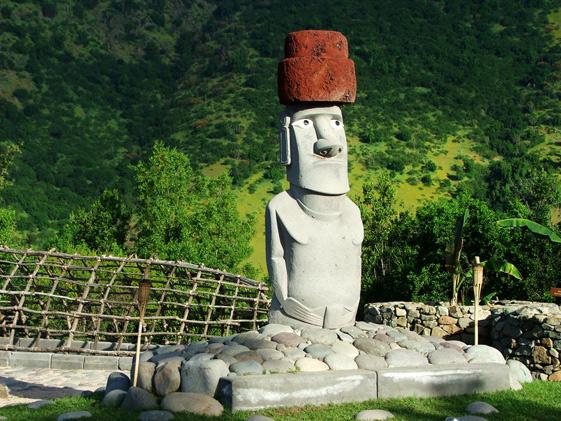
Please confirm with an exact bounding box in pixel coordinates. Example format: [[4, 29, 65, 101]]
[[1, 381, 559, 421]]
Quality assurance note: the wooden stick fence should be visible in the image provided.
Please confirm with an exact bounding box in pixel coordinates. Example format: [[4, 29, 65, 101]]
[[0, 247, 270, 355]]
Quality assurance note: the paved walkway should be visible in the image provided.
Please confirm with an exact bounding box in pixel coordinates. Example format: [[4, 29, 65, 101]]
[[0, 367, 122, 407]]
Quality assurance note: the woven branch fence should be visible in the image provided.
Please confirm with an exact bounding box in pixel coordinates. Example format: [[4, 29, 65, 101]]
[[0, 247, 270, 355]]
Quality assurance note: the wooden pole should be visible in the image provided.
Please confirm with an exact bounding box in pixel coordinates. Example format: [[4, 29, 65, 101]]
[[472, 256, 484, 345], [133, 273, 151, 387]]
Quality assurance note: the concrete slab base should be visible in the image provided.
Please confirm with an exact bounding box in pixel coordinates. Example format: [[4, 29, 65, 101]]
[[217, 363, 511, 411]]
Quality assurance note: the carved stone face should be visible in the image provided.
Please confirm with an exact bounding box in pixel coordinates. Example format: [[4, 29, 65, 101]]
[[281, 105, 349, 195]]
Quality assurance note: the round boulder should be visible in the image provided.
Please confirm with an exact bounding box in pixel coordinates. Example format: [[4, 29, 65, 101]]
[[161, 392, 224, 417]]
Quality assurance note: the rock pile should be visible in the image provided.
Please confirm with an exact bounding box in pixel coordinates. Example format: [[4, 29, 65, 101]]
[[102, 321, 516, 416], [364, 300, 561, 380]]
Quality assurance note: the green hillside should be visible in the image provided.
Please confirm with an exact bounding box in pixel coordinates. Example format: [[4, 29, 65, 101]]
[[1, 0, 561, 277]]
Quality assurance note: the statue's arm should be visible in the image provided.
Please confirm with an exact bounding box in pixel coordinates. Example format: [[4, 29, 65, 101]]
[[265, 204, 288, 304]]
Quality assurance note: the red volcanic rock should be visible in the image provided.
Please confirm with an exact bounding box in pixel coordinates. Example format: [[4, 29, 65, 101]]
[[278, 30, 356, 105]]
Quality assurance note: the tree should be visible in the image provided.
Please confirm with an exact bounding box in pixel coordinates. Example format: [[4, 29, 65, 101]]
[[54, 189, 130, 255], [0, 141, 21, 246], [134, 143, 254, 271]]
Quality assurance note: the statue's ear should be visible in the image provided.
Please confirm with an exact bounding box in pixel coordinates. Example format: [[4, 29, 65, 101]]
[[279, 113, 291, 165]]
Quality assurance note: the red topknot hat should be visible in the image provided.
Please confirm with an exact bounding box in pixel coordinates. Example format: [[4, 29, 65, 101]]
[[278, 30, 356, 105]]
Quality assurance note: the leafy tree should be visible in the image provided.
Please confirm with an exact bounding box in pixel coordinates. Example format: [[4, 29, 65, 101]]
[[134, 143, 254, 271], [0, 141, 21, 246], [54, 189, 130, 255]]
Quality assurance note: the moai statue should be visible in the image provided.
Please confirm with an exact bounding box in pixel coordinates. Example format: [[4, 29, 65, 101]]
[[266, 30, 363, 329]]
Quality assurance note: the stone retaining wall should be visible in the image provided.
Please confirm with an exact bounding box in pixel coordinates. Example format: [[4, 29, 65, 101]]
[[364, 300, 561, 381]]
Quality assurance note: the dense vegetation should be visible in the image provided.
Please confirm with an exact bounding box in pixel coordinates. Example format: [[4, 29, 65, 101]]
[[1, 1, 560, 300]]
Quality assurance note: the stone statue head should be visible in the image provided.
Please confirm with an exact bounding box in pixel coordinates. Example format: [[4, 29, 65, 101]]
[[279, 105, 349, 195]]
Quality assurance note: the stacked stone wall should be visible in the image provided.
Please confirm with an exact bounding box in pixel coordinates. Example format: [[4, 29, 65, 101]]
[[364, 300, 561, 380]]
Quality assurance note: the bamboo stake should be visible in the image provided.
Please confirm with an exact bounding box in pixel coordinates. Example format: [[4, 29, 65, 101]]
[[472, 256, 484, 345], [133, 273, 151, 387]]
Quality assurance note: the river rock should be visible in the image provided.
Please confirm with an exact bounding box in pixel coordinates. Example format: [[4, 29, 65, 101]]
[[386, 349, 428, 368], [230, 360, 263, 375], [256, 348, 284, 361], [465, 345, 505, 364], [355, 354, 387, 371], [506, 359, 532, 383], [305, 343, 333, 359], [428, 348, 467, 365], [324, 353, 358, 370], [356, 409, 395, 419], [331, 341, 359, 358], [263, 358, 295, 373], [466, 401, 499, 415], [139, 410, 175, 421], [219, 343, 250, 357], [295, 358, 329, 372], [161, 392, 224, 416], [271, 332, 307, 347], [131, 361, 156, 393], [259, 324, 294, 337], [301, 327, 338, 345], [57, 412, 92, 421], [154, 361, 181, 396], [353, 338, 391, 356], [101, 389, 127, 408], [283, 347, 307, 361], [235, 351, 264, 364], [181, 359, 229, 395], [120, 387, 159, 411], [340, 325, 368, 339], [105, 372, 131, 394], [398, 339, 436, 355]]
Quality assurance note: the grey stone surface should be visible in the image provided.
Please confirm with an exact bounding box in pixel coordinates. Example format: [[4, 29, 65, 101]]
[[9, 351, 51, 368], [356, 409, 395, 420], [301, 327, 338, 345], [466, 401, 499, 415], [398, 340, 435, 355], [256, 348, 284, 361], [340, 326, 367, 339], [131, 361, 156, 393], [465, 345, 506, 364], [355, 354, 387, 371], [295, 358, 329, 372], [105, 371, 131, 394], [324, 353, 358, 370], [118, 356, 133, 371], [377, 363, 511, 399], [217, 370, 378, 411], [235, 351, 264, 364], [304, 343, 333, 359], [247, 416, 275, 421], [139, 410, 175, 421], [161, 392, 224, 416], [230, 360, 263, 376], [353, 338, 391, 357], [220, 344, 251, 357], [84, 355, 118, 370], [57, 411, 92, 420], [259, 324, 293, 337], [356, 321, 379, 332], [271, 332, 307, 347], [385, 349, 428, 368], [262, 358, 294, 374], [120, 387, 159, 411], [154, 361, 181, 396], [28, 400, 54, 409], [506, 359, 532, 383], [331, 341, 359, 358], [51, 354, 84, 370], [0, 384, 8, 399], [101, 389, 127, 408], [181, 359, 229, 395], [428, 348, 467, 365], [445, 416, 488, 421], [283, 347, 306, 361]]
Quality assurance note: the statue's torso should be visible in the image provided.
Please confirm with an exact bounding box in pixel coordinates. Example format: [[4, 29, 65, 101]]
[[266, 191, 363, 327]]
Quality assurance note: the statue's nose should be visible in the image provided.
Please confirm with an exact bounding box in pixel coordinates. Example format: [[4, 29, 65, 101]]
[[314, 138, 342, 157]]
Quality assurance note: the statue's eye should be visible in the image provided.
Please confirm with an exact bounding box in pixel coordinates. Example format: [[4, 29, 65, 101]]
[[330, 119, 343, 128], [292, 119, 313, 129]]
